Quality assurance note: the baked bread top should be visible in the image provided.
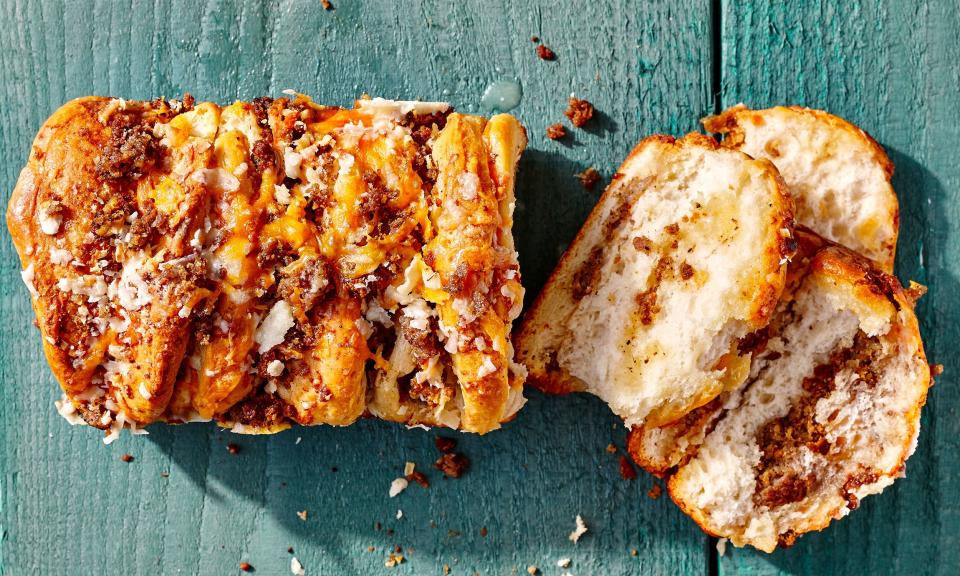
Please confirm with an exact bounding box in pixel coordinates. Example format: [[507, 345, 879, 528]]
[[8, 95, 527, 440], [704, 105, 899, 271], [516, 133, 794, 428]]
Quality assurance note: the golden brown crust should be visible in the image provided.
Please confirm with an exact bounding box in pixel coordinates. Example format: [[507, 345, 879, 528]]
[[9, 95, 527, 438]]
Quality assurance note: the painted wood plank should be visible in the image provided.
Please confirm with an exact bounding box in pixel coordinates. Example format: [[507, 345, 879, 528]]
[[0, 1, 714, 574], [716, 1, 960, 574]]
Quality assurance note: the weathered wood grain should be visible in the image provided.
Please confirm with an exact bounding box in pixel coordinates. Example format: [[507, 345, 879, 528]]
[[0, 1, 714, 574], [716, 1, 960, 574]]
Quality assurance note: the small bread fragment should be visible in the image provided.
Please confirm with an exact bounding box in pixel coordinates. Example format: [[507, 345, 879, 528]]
[[704, 105, 898, 271], [516, 133, 794, 428], [650, 233, 930, 552]]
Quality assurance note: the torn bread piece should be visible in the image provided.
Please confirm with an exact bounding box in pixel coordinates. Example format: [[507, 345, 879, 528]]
[[516, 133, 795, 428], [704, 105, 899, 271], [8, 95, 527, 439], [628, 229, 830, 477], [646, 232, 930, 552]]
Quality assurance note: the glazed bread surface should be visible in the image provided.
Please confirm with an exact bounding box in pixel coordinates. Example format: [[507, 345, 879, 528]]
[[9, 94, 528, 440]]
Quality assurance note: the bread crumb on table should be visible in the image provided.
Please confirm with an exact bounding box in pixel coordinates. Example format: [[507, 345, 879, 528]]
[[546, 123, 567, 140], [564, 97, 595, 127], [647, 484, 662, 499], [536, 45, 556, 61], [389, 477, 409, 497], [435, 436, 456, 453], [434, 452, 469, 478], [290, 556, 305, 576], [569, 515, 588, 542], [407, 468, 430, 488], [239, 562, 253, 572], [120, 453, 134, 463], [575, 167, 600, 190], [385, 553, 406, 568], [557, 557, 572, 568]]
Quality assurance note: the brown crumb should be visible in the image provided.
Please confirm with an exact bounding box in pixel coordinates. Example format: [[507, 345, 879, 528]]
[[575, 167, 601, 190], [930, 363, 944, 378], [531, 36, 540, 43], [527, 566, 539, 575], [385, 553, 405, 568], [227, 443, 241, 455], [375, 521, 382, 531], [443, 564, 451, 575], [679, 261, 695, 280], [367, 546, 375, 552], [320, 0, 333, 9], [406, 470, 430, 489], [387, 528, 395, 536], [632, 236, 653, 252], [545, 123, 567, 140], [120, 454, 134, 463], [435, 436, 457, 453], [605, 443, 617, 454], [480, 526, 488, 537], [394, 545, 402, 553], [648, 484, 662, 499], [296, 510, 308, 521], [619, 456, 637, 480], [287, 547, 294, 554], [536, 45, 556, 61], [435, 453, 470, 478], [630, 548, 639, 556], [239, 562, 254, 572], [564, 97, 595, 127]]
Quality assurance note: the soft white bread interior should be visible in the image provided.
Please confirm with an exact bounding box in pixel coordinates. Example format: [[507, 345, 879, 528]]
[[704, 105, 899, 271], [628, 230, 830, 477], [662, 237, 930, 552], [516, 133, 794, 428]]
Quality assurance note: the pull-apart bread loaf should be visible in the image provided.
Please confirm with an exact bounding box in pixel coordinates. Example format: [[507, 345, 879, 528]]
[[629, 230, 931, 552], [516, 133, 795, 428], [704, 105, 899, 271], [8, 94, 527, 440]]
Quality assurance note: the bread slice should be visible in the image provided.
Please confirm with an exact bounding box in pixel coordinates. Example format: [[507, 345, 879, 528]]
[[515, 133, 795, 428], [640, 233, 930, 552], [704, 105, 899, 271]]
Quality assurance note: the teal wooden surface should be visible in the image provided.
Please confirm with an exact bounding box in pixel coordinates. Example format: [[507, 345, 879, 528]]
[[0, 1, 956, 575]]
